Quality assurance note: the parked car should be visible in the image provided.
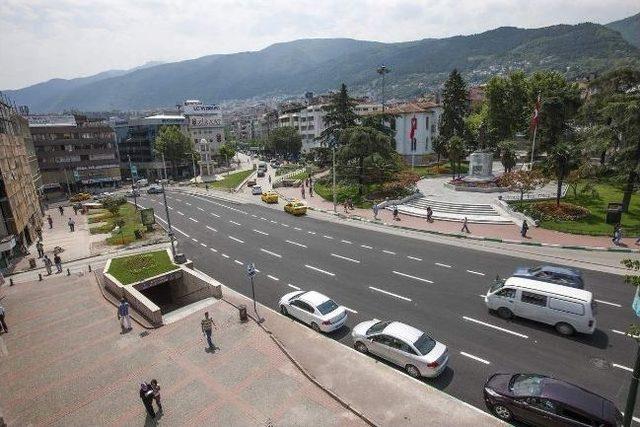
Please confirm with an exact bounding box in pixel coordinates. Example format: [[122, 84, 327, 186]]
[[484, 373, 622, 426], [351, 320, 448, 378], [284, 199, 307, 216], [278, 290, 347, 333], [485, 277, 596, 336], [246, 179, 257, 187], [146, 184, 163, 194], [261, 191, 278, 204], [135, 178, 149, 188], [512, 265, 584, 289], [257, 170, 265, 177], [251, 185, 263, 195]]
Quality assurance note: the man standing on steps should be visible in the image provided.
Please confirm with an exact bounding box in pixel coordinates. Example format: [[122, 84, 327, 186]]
[[201, 311, 216, 351]]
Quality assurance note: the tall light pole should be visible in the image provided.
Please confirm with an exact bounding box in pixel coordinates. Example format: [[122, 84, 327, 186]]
[[191, 152, 197, 179], [161, 152, 167, 181], [160, 180, 176, 258], [377, 65, 390, 112], [327, 135, 338, 212]]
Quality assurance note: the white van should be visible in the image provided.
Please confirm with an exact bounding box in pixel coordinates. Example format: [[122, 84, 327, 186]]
[[485, 277, 596, 336]]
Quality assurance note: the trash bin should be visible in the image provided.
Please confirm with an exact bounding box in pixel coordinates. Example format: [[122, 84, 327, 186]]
[[238, 304, 248, 322], [606, 202, 623, 224]]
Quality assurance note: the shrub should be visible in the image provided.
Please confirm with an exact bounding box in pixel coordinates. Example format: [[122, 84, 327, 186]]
[[520, 201, 590, 221], [70, 192, 92, 202]]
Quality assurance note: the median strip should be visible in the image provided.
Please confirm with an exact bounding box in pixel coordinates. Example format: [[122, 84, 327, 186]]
[[331, 253, 360, 264], [369, 286, 412, 302], [392, 270, 433, 284], [305, 264, 335, 277], [462, 316, 529, 339]]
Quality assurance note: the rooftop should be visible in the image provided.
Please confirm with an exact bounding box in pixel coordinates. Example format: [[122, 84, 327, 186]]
[[383, 100, 441, 114]]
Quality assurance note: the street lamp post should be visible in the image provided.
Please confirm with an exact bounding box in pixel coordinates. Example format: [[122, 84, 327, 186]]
[[160, 180, 176, 258], [332, 145, 337, 212], [127, 155, 138, 211], [377, 65, 390, 112], [191, 152, 197, 178], [161, 152, 167, 181]]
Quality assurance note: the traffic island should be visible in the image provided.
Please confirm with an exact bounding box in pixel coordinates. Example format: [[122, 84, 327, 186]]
[[103, 249, 222, 326]]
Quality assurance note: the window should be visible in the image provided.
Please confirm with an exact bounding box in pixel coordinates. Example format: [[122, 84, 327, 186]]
[[525, 397, 556, 413], [558, 406, 593, 425], [496, 288, 516, 298], [549, 298, 584, 315], [291, 300, 314, 313], [509, 374, 545, 396], [413, 333, 436, 355], [366, 321, 390, 335], [372, 335, 393, 346], [317, 299, 339, 315], [521, 292, 547, 307], [391, 339, 416, 354]]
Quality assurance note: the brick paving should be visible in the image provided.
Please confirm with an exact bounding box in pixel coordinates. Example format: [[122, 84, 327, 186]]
[[0, 273, 364, 426]]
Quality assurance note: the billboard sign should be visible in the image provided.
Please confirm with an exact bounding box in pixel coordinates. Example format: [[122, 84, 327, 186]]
[[189, 116, 223, 128], [182, 104, 220, 115]]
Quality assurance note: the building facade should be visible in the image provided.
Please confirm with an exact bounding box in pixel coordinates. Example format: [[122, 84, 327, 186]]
[[0, 95, 43, 269], [180, 100, 224, 176], [29, 115, 121, 195]]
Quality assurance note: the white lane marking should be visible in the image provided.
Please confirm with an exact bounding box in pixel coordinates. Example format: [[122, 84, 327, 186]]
[[344, 307, 358, 314], [360, 244, 373, 249], [281, 223, 290, 228], [286, 240, 307, 248], [210, 212, 220, 218], [407, 256, 422, 261], [323, 235, 334, 240], [253, 229, 269, 236], [382, 250, 396, 255], [305, 264, 335, 277], [197, 207, 204, 211], [288, 284, 301, 290], [270, 220, 278, 224], [595, 299, 622, 308], [307, 231, 316, 235], [341, 239, 352, 244], [613, 363, 633, 372], [185, 202, 192, 206], [206, 226, 217, 232], [392, 270, 433, 284], [612, 329, 640, 339], [435, 262, 451, 268], [369, 286, 411, 302], [462, 316, 529, 339], [234, 260, 244, 265], [294, 227, 302, 231], [192, 238, 199, 242], [200, 243, 207, 247], [251, 214, 257, 218], [267, 274, 280, 281], [228, 235, 245, 244], [260, 248, 282, 258], [189, 217, 199, 223], [222, 253, 229, 259], [229, 220, 241, 226], [254, 268, 261, 273], [172, 226, 189, 238], [260, 217, 267, 221], [331, 253, 360, 264], [168, 206, 174, 210], [154, 215, 167, 224], [175, 198, 182, 202], [460, 351, 491, 365], [177, 211, 185, 216], [210, 247, 218, 253], [466, 269, 485, 276]]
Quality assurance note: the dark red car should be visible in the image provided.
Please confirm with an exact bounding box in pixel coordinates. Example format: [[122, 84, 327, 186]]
[[483, 373, 622, 426]]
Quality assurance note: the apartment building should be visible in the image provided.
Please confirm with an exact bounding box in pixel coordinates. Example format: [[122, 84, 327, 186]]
[[180, 100, 224, 176]]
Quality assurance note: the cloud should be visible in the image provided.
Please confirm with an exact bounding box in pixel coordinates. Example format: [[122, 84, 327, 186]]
[[0, 0, 637, 89]]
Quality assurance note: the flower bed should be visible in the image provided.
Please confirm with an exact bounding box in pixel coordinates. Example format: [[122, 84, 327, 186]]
[[518, 201, 590, 222]]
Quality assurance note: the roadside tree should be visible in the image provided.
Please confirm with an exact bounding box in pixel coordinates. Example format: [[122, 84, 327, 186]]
[[321, 83, 358, 142], [265, 126, 302, 158], [154, 125, 195, 177]]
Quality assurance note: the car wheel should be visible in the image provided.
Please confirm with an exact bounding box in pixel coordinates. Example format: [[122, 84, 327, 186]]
[[355, 342, 368, 354], [405, 364, 421, 378], [280, 305, 288, 316], [497, 307, 513, 319], [492, 404, 512, 421], [555, 322, 575, 336], [311, 322, 320, 332]]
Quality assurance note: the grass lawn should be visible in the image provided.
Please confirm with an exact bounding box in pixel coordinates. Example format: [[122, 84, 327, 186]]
[[206, 169, 254, 190], [313, 181, 374, 209], [410, 162, 469, 177], [107, 250, 177, 285], [512, 182, 640, 236], [89, 203, 148, 245]]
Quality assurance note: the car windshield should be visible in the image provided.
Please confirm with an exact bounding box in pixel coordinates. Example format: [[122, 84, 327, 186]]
[[413, 333, 436, 355], [528, 266, 542, 274], [509, 374, 545, 396], [317, 299, 339, 315], [489, 278, 505, 293], [366, 320, 391, 335]]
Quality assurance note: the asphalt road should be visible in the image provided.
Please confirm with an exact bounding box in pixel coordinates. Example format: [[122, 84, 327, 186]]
[[137, 188, 639, 420]]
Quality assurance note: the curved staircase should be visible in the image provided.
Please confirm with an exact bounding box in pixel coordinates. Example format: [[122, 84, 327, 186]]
[[389, 197, 513, 225]]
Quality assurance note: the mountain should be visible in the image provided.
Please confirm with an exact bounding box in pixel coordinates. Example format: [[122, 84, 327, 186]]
[[606, 12, 640, 48], [5, 20, 640, 113]]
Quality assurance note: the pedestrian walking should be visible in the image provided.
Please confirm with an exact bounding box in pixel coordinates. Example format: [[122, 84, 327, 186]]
[[36, 241, 44, 258], [301, 185, 305, 199], [268, 175, 271, 184], [150, 379, 163, 413], [348, 198, 354, 210], [201, 311, 216, 351], [205, 184, 209, 191], [461, 217, 470, 233], [309, 184, 313, 197], [68, 218, 75, 232], [0, 304, 8, 334], [54, 253, 62, 273], [305, 178, 309, 188], [372, 203, 379, 220], [118, 298, 132, 332], [43, 255, 53, 275], [426, 206, 433, 223], [612, 223, 623, 245], [36, 228, 43, 241], [139, 383, 156, 419], [73, 204, 78, 215], [393, 204, 400, 221], [47, 215, 53, 229], [58, 206, 64, 216], [343, 200, 349, 213], [521, 220, 529, 238]]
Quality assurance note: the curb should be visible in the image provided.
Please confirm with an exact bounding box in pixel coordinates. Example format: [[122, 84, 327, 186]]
[[305, 206, 640, 254]]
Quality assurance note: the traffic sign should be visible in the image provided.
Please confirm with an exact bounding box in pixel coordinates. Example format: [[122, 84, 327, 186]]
[[247, 263, 256, 278]]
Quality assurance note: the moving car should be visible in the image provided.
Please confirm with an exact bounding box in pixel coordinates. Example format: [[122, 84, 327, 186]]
[[484, 373, 622, 426], [251, 185, 262, 195], [257, 170, 265, 177], [135, 178, 149, 188], [284, 199, 307, 216], [485, 277, 596, 336], [512, 265, 584, 289], [146, 184, 163, 194], [246, 179, 257, 187], [351, 320, 448, 378], [261, 191, 278, 204], [278, 290, 347, 333]]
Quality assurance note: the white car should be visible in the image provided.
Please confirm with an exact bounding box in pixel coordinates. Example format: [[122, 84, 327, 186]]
[[351, 320, 449, 378], [251, 185, 262, 195], [278, 290, 348, 333]]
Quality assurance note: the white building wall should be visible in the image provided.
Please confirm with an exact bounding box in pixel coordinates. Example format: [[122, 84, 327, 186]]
[[394, 108, 442, 156]]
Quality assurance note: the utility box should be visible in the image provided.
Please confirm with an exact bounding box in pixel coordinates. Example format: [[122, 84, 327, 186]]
[[238, 304, 248, 322], [606, 202, 623, 224]]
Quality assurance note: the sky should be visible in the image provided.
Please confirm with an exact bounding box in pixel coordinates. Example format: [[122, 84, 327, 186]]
[[0, 0, 638, 90]]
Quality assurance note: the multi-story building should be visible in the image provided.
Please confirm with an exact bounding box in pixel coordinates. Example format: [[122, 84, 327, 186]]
[[29, 115, 121, 196], [0, 95, 43, 269], [180, 100, 224, 176]]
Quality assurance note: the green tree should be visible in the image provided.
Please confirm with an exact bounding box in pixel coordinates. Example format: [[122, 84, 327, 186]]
[[446, 135, 466, 179], [321, 83, 358, 142], [431, 135, 448, 164], [360, 113, 397, 137], [439, 69, 469, 142], [498, 140, 518, 173], [546, 140, 581, 206], [485, 71, 530, 142], [265, 127, 302, 157], [464, 102, 492, 151], [154, 125, 195, 177], [218, 143, 236, 166]]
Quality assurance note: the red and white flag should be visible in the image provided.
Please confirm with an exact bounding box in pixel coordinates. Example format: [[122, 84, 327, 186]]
[[530, 95, 541, 130]]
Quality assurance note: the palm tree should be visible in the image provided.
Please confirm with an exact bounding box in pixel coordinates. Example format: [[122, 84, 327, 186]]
[[546, 141, 579, 206]]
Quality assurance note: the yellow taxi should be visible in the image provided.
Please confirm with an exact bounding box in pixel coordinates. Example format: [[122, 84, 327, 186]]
[[284, 199, 307, 216], [261, 191, 279, 204]]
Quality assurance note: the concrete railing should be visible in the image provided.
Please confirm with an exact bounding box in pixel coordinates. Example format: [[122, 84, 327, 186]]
[[378, 191, 423, 209]]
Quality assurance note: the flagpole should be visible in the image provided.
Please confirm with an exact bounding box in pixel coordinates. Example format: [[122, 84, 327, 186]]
[[529, 93, 540, 169], [530, 124, 537, 167]]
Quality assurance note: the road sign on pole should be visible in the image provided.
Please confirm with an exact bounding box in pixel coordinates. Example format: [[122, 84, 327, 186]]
[[247, 263, 262, 323]]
